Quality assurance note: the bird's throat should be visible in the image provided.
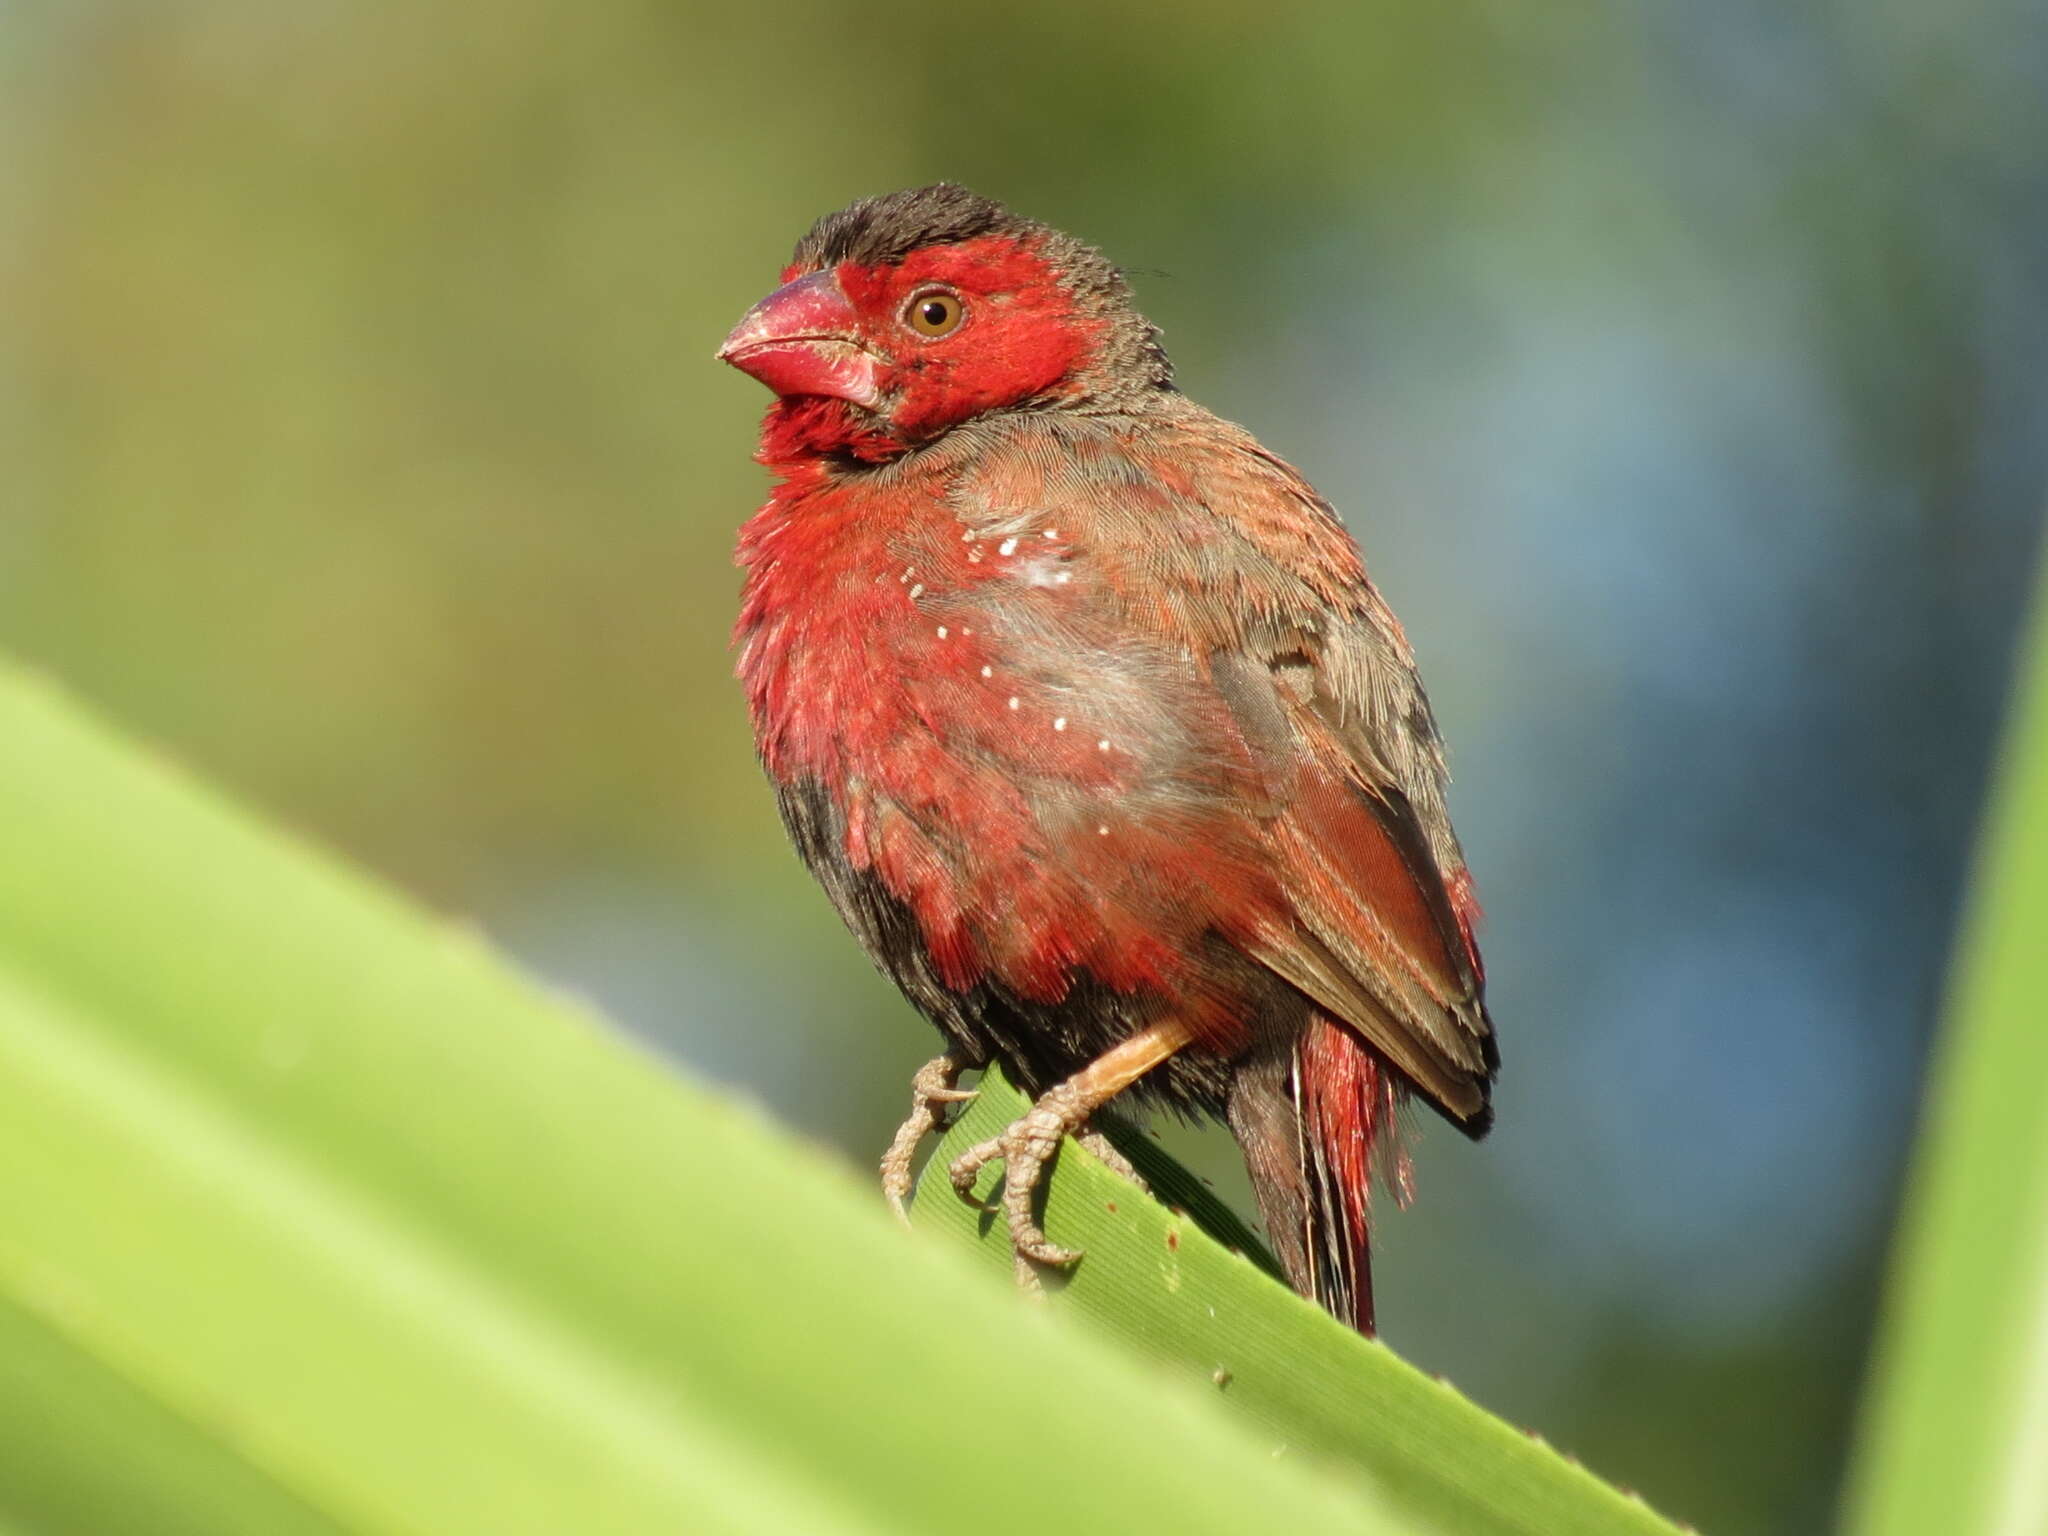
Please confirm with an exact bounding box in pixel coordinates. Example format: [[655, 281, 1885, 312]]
[[757, 395, 906, 467]]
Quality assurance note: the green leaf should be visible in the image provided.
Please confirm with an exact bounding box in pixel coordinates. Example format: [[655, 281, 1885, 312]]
[[0, 657, 1403, 1534], [0, 652, 1673, 1534], [916, 1071, 1681, 1536], [1845, 556, 2048, 1535]]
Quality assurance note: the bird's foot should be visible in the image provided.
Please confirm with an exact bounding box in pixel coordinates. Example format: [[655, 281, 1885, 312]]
[[942, 1021, 1193, 1288], [880, 1052, 978, 1222], [948, 1078, 1091, 1268]]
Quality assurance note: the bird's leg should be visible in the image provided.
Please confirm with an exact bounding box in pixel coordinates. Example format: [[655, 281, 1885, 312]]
[[880, 1052, 979, 1221], [948, 1020, 1192, 1270]]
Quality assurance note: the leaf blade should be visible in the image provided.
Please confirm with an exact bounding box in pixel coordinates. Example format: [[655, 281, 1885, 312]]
[[0, 657, 1415, 1535], [915, 1068, 1683, 1536], [1846, 554, 2048, 1536]]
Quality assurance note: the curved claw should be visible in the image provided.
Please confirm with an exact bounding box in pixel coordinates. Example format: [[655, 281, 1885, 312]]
[[948, 1133, 1005, 1210]]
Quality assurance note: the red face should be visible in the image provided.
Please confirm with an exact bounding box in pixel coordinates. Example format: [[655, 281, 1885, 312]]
[[719, 235, 1102, 458]]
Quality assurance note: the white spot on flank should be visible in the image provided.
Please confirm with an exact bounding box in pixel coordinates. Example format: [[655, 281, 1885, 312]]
[[1098, 824, 1110, 836], [998, 537, 1019, 556], [981, 666, 994, 678], [900, 567, 914, 583], [908, 583, 924, 599], [1054, 571, 1072, 584], [1053, 717, 1067, 731], [936, 625, 948, 638], [1097, 739, 1111, 751], [1044, 529, 1059, 540], [1008, 696, 1020, 710]]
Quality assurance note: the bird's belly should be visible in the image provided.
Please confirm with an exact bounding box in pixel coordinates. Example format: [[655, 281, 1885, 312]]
[[742, 509, 1298, 1098], [775, 773, 1280, 1115]]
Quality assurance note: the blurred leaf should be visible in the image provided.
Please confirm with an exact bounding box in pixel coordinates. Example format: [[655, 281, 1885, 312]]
[[1846, 552, 2048, 1536], [917, 1068, 1682, 1536], [0, 656, 1423, 1534]]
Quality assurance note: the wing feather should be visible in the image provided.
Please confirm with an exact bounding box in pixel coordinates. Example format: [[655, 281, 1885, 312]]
[[937, 409, 1497, 1128]]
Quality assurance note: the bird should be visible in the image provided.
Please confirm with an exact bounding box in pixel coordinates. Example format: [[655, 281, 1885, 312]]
[[720, 184, 1495, 1335]]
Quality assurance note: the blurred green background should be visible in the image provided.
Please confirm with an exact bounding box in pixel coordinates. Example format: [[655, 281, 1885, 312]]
[[5, 4, 2045, 1532]]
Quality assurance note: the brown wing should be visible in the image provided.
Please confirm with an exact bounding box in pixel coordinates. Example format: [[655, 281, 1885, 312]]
[[946, 407, 1496, 1131], [1217, 645, 1495, 1129], [1213, 443, 1495, 1132]]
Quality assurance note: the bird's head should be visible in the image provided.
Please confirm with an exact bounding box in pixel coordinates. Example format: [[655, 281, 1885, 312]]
[[720, 184, 1172, 464]]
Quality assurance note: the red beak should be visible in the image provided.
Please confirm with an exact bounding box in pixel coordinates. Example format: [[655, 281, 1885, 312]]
[[718, 270, 883, 409]]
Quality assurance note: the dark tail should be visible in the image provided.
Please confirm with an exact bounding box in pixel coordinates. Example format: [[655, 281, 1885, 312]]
[[1228, 1015, 1403, 1335]]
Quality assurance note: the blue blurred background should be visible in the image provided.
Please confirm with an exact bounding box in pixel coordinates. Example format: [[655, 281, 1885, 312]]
[[5, 3, 2045, 1530]]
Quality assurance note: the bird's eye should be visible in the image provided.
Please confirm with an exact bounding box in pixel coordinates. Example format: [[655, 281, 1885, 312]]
[[906, 291, 965, 338]]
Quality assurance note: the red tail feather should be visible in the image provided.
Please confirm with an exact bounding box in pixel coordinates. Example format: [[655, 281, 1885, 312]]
[[1297, 1015, 1404, 1335]]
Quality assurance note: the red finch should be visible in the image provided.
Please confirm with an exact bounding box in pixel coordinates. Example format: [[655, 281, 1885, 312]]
[[721, 185, 1495, 1334]]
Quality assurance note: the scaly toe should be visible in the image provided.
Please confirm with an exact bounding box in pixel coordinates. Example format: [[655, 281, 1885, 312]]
[[1008, 1222, 1082, 1268], [947, 1136, 1004, 1209], [996, 1120, 1084, 1268], [880, 1053, 977, 1220], [880, 1120, 929, 1221], [1076, 1126, 1149, 1193], [909, 1056, 979, 1105]]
